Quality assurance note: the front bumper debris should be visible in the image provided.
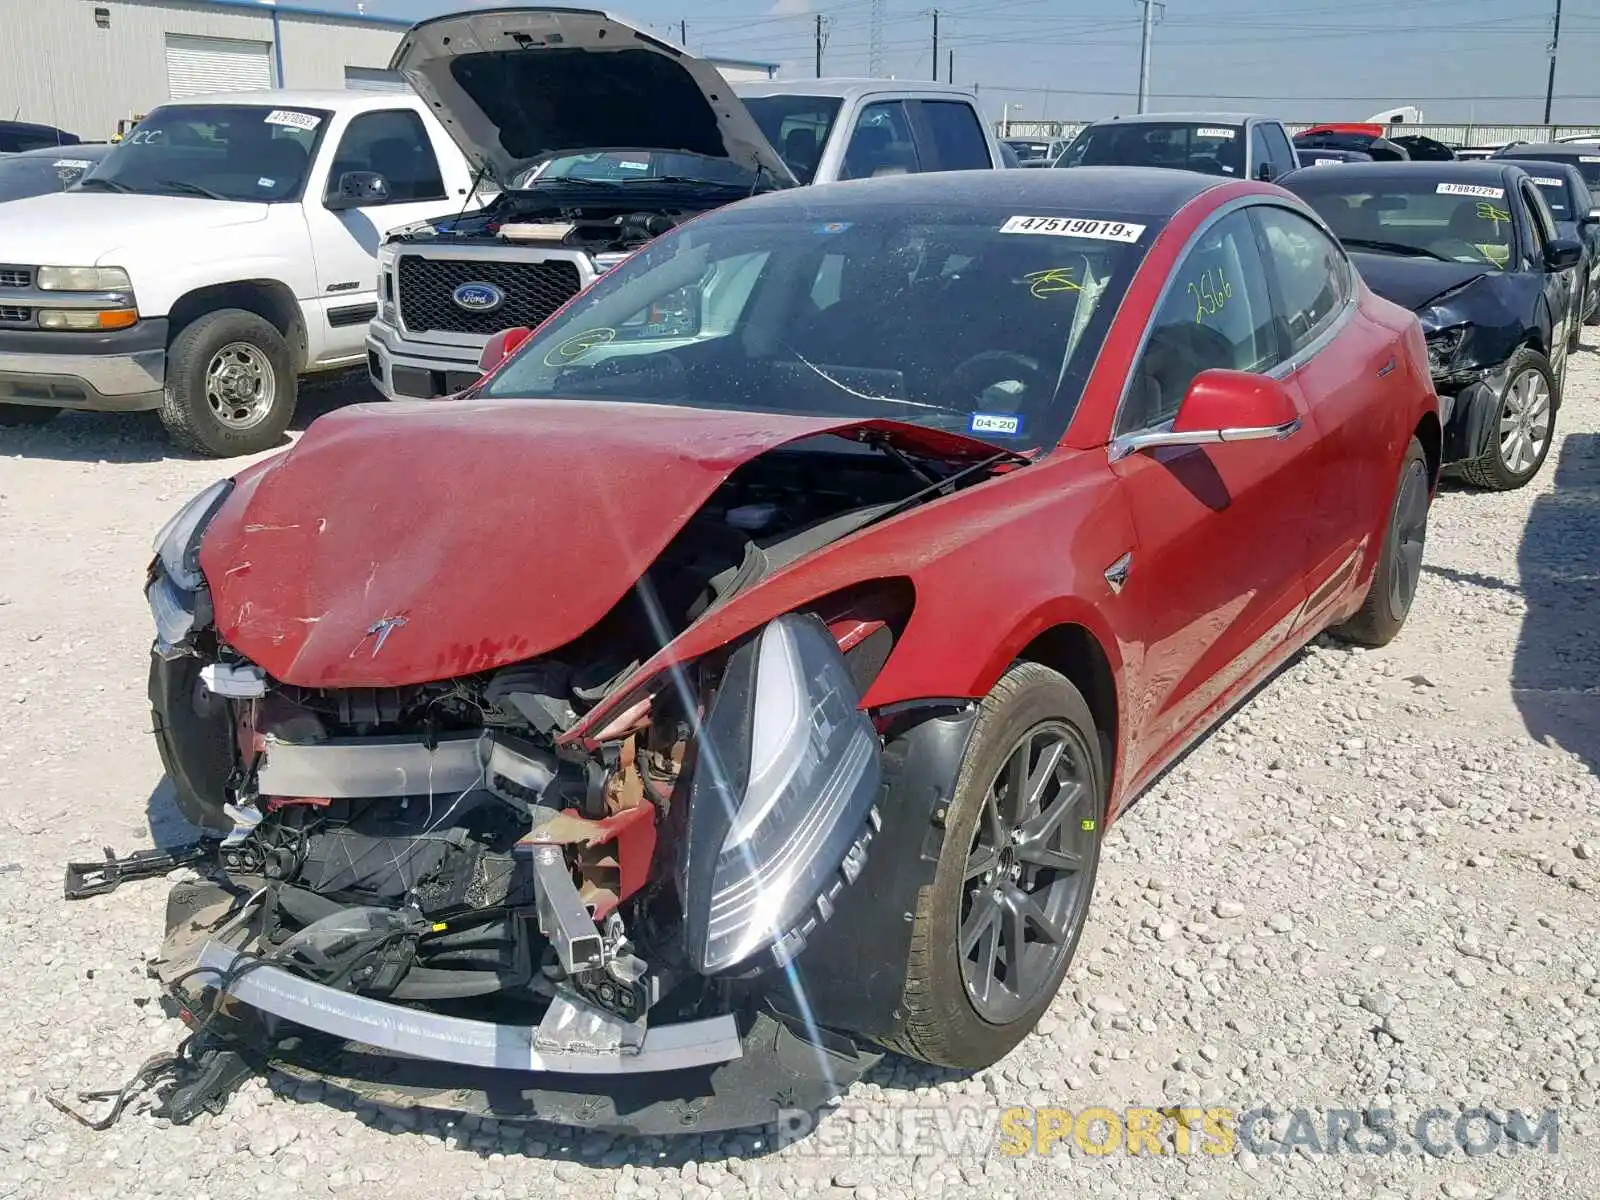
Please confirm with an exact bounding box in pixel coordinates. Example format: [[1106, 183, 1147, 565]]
[[149, 879, 881, 1134]]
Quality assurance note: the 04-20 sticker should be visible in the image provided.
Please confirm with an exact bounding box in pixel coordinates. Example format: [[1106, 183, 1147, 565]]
[[1000, 215, 1146, 243]]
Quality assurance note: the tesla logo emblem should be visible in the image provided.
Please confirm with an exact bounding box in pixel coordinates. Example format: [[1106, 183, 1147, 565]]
[[361, 615, 408, 657]]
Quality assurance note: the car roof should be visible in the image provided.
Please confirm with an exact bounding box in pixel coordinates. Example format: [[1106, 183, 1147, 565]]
[[1284, 160, 1526, 186], [1493, 142, 1600, 159], [0, 119, 74, 136], [730, 164, 1230, 218], [8, 143, 113, 159], [1497, 157, 1583, 177], [1084, 112, 1270, 126], [733, 78, 981, 100], [151, 89, 424, 113]]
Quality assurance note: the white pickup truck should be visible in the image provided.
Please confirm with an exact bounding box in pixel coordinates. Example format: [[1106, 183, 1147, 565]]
[[0, 90, 480, 455], [366, 7, 1006, 400]]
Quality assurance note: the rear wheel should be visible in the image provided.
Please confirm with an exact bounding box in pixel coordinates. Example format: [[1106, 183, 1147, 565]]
[[881, 662, 1105, 1070], [1457, 348, 1556, 491], [0, 404, 58, 427], [1331, 436, 1429, 648]]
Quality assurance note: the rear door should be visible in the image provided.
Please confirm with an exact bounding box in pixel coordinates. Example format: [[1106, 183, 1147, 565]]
[[1519, 176, 1575, 368], [1108, 203, 1317, 781], [1248, 202, 1382, 629]]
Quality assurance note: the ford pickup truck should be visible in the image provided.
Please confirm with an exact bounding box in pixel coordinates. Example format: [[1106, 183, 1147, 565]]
[[0, 90, 479, 455], [365, 7, 1004, 400]]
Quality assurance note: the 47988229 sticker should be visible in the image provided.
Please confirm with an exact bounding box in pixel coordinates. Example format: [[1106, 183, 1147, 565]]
[[1000, 215, 1146, 243]]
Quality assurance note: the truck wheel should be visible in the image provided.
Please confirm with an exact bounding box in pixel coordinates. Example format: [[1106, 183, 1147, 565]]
[[0, 404, 58, 426], [160, 309, 296, 457], [1457, 348, 1556, 491], [1329, 437, 1429, 648], [880, 662, 1105, 1070]]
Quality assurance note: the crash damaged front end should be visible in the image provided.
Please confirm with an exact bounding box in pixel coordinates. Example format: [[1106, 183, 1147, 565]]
[[135, 442, 987, 1132]]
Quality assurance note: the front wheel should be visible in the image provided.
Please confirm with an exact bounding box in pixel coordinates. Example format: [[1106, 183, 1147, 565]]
[[1457, 348, 1556, 491], [1330, 436, 1430, 648], [880, 662, 1105, 1070], [159, 309, 297, 457]]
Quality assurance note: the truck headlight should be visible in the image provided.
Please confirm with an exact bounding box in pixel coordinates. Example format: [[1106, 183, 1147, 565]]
[[36, 266, 132, 291], [681, 612, 883, 975]]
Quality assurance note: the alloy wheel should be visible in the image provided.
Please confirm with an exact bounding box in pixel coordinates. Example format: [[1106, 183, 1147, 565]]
[[1498, 368, 1551, 476], [1388, 457, 1430, 622], [958, 721, 1096, 1024], [205, 342, 278, 430]]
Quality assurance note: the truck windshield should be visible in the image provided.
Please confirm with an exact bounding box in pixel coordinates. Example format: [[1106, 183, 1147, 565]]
[[77, 105, 330, 203], [741, 95, 844, 184], [481, 200, 1155, 451], [1058, 121, 1246, 177], [514, 151, 757, 188]]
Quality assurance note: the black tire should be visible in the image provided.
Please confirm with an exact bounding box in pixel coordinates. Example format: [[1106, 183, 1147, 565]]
[[1330, 436, 1430, 648], [1457, 347, 1556, 491], [159, 309, 296, 457], [0, 404, 59, 427], [1568, 296, 1584, 352], [880, 661, 1105, 1070], [148, 651, 235, 832]]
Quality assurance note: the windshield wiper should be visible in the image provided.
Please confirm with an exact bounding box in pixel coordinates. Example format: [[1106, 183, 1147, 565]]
[[1340, 237, 1457, 263], [612, 176, 749, 187], [155, 179, 231, 201], [75, 177, 135, 193]]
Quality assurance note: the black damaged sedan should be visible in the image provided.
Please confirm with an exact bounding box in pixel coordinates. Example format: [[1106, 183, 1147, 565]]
[[1282, 160, 1581, 489]]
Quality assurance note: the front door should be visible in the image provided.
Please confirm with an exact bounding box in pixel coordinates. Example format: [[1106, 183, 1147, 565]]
[[301, 107, 459, 366], [1109, 205, 1319, 784]]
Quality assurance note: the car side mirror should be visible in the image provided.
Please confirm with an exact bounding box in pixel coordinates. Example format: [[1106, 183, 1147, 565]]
[[326, 170, 390, 211], [477, 326, 532, 375], [1583, 207, 1600, 225], [1115, 369, 1301, 458], [1256, 161, 1276, 182], [1544, 236, 1584, 272]]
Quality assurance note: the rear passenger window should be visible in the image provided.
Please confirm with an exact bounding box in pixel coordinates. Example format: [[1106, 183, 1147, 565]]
[[914, 101, 991, 171], [1121, 209, 1280, 433], [1252, 206, 1348, 356], [839, 102, 921, 181]]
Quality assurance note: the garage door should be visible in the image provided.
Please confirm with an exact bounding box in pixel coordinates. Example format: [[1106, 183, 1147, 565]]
[[164, 34, 273, 99], [344, 67, 409, 93]]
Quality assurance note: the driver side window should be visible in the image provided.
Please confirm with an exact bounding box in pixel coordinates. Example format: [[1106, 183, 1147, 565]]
[[1118, 209, 1280, 434]]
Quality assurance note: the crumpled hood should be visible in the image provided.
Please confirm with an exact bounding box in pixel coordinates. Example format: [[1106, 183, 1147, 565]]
[[1350, 251, 1493, 313], [0, 192, 267, 265], [391, 7, 796, 187], [200, 398, 1004, 688]]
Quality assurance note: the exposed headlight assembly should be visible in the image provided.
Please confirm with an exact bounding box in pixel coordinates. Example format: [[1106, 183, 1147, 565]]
[[147, 478, 233, 651], [681, 612, 883, 976], [1425, 326, 1469, 375]]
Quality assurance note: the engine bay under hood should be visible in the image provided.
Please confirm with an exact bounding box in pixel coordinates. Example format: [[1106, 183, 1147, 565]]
[[199, 398, 1014, 690], [390, 7, 796, 187]]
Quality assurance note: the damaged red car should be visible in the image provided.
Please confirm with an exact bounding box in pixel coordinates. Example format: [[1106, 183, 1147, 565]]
[[137, 167, 1440, 1134]]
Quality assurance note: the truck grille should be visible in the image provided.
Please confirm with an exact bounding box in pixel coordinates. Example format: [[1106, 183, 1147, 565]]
[[396, 256, 584, 336], [0, 267, 31, 289], [0, 305, 32, 325]]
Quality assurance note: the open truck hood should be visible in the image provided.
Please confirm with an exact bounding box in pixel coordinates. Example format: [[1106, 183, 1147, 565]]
[[391, 7, 796, 187], [200, 398, 1008, 689]]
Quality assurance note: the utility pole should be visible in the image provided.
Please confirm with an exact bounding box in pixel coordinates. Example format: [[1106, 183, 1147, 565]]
[[947, 48, 953, 84], [680, 18, 687, 45], [869, 0, 885, 76], [931, 10, 939, 82], [1135, 0, 1164, 114], [815, 13, 825, 76], [1543, 0, 1562, 124]]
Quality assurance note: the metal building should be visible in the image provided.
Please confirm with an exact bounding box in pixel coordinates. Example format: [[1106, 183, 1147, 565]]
[[0, 0, 779, 143]]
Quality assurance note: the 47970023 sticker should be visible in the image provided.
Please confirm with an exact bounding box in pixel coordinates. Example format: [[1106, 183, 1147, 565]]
[[1000, 215, 1146, 243]]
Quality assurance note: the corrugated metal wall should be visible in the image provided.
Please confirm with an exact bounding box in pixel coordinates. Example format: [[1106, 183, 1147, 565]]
[[0, 0, 402, 140]]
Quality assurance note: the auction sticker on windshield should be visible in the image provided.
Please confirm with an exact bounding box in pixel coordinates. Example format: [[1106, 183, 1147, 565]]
[[1000, 216, 1145, 242], [53, 159, 92, 170], [1582, 156, 1600, 163], [265, 110, 321, 131], [1533, 177, 1565, 187], [1437, 183, 1504, 199], [1197, 127, 1236, 139]]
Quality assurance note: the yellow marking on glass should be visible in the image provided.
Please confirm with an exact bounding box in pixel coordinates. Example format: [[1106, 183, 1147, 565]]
[[1186, 266, 1233, 322], [1081, 818, 1097, 831], [543, 327, 617, 367], [1023, 267, 1083, 298], [1476, 202, 1512, 226]]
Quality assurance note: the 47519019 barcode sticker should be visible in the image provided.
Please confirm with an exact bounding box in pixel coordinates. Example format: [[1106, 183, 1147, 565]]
[[999, 215, 1146, 243]]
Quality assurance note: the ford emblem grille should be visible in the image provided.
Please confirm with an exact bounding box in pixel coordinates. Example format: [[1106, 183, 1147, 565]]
[[452, 282, 504, 313]]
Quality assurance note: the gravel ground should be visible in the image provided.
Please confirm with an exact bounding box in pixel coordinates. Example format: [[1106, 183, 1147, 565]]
[[1, 362, 1597, 1200]]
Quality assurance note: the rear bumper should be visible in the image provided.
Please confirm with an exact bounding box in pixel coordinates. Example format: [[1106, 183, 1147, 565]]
[[0, 319, 168, 410], [366, 315, 486, 402], [157, 879, 882, 1135]]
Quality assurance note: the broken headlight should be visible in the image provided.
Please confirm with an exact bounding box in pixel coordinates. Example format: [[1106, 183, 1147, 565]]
[[147, 477, 233, 650], [1425, 326, 1469, 376], [681, 612, 883, 976]]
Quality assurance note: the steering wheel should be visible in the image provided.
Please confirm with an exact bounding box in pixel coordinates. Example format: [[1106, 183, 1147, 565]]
[[950, 350, 1043, 404]]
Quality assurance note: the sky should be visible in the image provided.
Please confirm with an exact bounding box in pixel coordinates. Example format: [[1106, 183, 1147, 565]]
[[368, 0, 1600, 127]]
